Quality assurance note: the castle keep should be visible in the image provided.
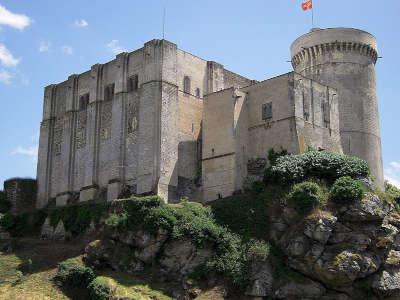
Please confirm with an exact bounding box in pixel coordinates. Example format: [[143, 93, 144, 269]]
[[36, 27, 383, 207]]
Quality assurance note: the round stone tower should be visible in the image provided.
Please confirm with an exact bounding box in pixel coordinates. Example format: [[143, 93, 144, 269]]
[[291, 28, 383, 189]]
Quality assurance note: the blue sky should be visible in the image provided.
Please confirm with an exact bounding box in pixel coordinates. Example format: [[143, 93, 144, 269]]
[[0, 0, 399, 187]]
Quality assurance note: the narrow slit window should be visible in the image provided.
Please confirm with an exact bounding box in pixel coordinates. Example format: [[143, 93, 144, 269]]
[[195, 88, 201, 98], [183, 76, 191, 95]]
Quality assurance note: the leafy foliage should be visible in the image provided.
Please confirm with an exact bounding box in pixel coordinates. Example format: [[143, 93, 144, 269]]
[[267, 148, 289, 166], [87, 276, 117, 300], [49, 203, 107, 235], [210, 185, 286, 239], [288, 181, 324, 213], [104, 196, 270, 289], [56, 258, 95, 288], [330, 176, 364, 205], [385, 181, 400, 201], [267, 150, 370, 184]]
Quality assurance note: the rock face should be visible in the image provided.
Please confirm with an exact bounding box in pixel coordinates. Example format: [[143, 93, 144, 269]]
[[268, 194, 400, 299], [84, 194, 400, 299], [40, 218, 65, 240], [84, 226, 214, 282]]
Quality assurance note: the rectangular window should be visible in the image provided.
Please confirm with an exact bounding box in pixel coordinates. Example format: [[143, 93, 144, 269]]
[[104, 83, 115, 101], [262, 102, 273, 121], [127, 75, 139, 92], [79, 93, 89, 110]]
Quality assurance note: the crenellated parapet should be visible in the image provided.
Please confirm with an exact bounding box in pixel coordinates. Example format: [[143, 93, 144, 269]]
[[291, 40, 378, 69]]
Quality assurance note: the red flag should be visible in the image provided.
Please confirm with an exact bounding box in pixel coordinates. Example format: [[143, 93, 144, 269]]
[[302, 0, 313, 11]]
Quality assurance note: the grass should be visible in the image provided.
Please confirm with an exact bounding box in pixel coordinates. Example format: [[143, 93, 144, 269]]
[[95, 271, 173, 300], [0, 238, 177, 300]]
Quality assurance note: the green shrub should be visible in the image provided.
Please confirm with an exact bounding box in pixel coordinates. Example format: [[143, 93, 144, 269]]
[[267, 148, 289, 166], [288, 181, 323, 213], [56, 258, 95, 288], [385, 181, 400, 201], [104, 196, 271, 290], [210, 185, 285, 239], [268, 150, 370, 184], [251, 181, 265, 194], [330, 176, 364, 205], [0, 213, 15, 230], [49, 203, 107, 235], [88, 276, 117, 300]]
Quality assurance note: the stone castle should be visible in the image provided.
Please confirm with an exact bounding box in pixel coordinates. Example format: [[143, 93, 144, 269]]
[[36, 27, 383, 207]]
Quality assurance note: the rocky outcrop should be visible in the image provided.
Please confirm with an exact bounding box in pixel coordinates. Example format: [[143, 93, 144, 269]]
[[266, 194, 400, 299], [83, 194, 400, 299]]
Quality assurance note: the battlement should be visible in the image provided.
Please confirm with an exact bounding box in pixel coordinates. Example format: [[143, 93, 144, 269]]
[[291, 41, 378, 68]]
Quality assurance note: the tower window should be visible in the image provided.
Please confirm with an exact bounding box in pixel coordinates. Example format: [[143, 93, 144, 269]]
[[79, 93, 89, 110], [128, 74, 139, 92], [104, 83, 115, 101], [183, 76, 191, 95], [195, 88, 201, 98], [262, 102, 273, 121]]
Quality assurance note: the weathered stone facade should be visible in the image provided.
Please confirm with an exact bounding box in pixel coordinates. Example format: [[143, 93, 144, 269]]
[[4, 178, 37, 215], [202, 73, 342, 201], [36, 27, 384, 206], [291, 28, 383, 189]]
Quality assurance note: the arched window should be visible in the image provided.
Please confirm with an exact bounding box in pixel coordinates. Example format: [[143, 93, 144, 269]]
[[195, 88, 201, 98], [183, 76, 191, 94]]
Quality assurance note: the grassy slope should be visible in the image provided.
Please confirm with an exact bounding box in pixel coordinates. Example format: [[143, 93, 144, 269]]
[[0, 238, 177, 300]]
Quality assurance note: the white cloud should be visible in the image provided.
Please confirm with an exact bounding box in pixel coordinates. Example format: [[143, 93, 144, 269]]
[[73, 19, 88, 28], [11, 146, 38, 158], [61, 45, 73, 55], [0, 4, 31, 30], [39, 40, 51, 52], [0, 43, 19, 67], [385, 161, 400, 188], [107, 40, 126, 55], [0, 68, 12, 84]]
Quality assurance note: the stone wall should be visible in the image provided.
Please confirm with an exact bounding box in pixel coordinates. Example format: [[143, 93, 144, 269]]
[[291, 28, 383, 189], [4, 178, 37, 215], [202, 72, 342, 202], [37, 38, 252, 207]]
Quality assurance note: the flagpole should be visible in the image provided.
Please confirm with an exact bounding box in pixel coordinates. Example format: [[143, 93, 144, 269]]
[[311, 0, 315, 28], [311, 6, 314, 28]]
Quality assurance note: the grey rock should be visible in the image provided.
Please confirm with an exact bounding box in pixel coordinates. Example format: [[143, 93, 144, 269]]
[[246, 262, 273, 297], [274, 280, 326, 299], [40, 217, 53, 239], [372, 269, 400, 297], [314, 250, 381, 286], [53, 221, 66, 240], [303, 215, 337, 244], [342, 194, 391, 222]]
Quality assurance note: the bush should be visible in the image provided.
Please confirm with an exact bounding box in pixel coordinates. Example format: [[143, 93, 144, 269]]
[[330, 176, 364, 205], [288, 181, 323, 213], [49, 203, 107, 235], [56, 258, 95, 288], [105, 196, 271, 290], [385, 181, 400, 201], [251, 181, 265, 194], [0, 213, 15, 230], [267, 148, 289, 166], [268, 150, 370, 184], [88, 276, 117, 300]]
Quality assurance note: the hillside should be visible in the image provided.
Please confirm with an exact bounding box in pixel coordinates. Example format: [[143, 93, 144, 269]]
[[1, 150, 400, 299]]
